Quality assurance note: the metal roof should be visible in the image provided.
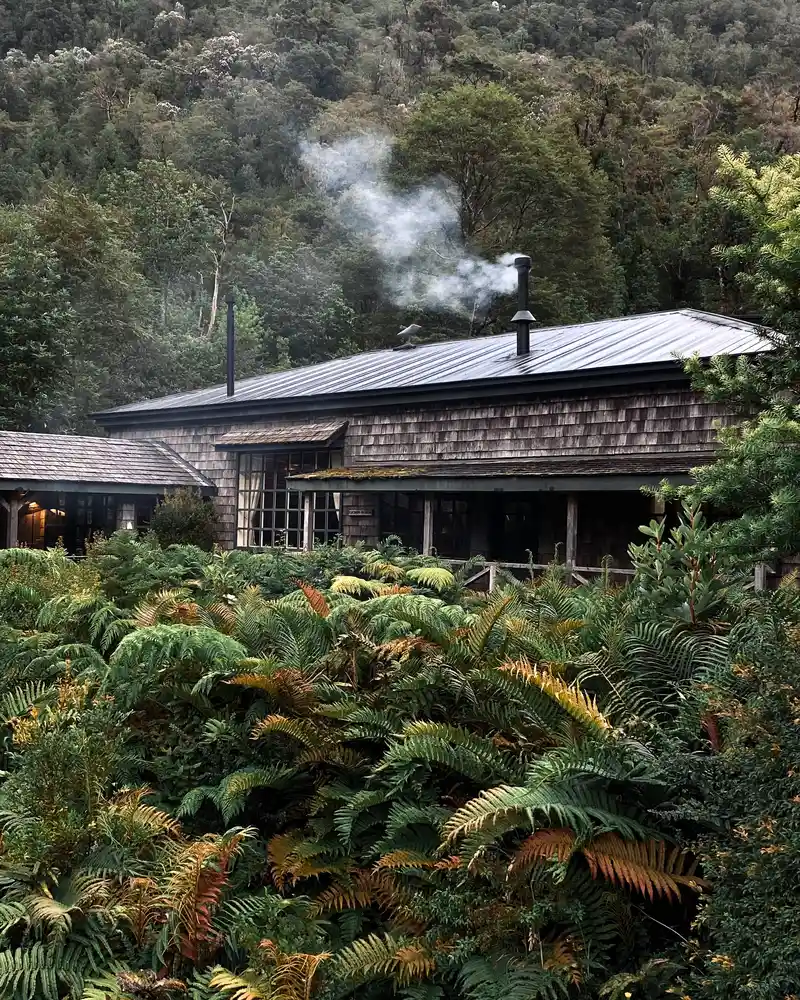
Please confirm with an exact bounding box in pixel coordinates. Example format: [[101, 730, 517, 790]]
[[0, 431, 215, 491], [98, 309, 768, 419]]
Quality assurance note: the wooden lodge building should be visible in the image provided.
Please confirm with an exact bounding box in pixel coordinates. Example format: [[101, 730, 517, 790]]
[[0, 256, 768, 569], [79, 286, 767, 577]]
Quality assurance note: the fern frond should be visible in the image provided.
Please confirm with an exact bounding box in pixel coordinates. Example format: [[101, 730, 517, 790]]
[[508, 829, 576, 874], [335, 933, 434, 985], [229, 670, 317, 711], [330, 577, 387, 597], [208, 967, 272, 1000], [500, 661, 611, 733], [375, 850, 460, 871], [405, 568, 455, 593], [251, 714, 327, 749], [294, 582, 331, 618], [465, 594, 516, 657], [583, 835, 709, 901]]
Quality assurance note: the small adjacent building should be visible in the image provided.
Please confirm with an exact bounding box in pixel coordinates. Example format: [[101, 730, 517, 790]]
[[94, 306, 767, 575], [0, 431, 214, 552]]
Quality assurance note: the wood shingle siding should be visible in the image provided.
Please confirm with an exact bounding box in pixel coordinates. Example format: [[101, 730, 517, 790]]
[[344, 390, 733, 465]]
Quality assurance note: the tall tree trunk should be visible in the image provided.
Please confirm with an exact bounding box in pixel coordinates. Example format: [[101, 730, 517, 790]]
[[206, 256, 221, 339], [205, 196, 235, 339]]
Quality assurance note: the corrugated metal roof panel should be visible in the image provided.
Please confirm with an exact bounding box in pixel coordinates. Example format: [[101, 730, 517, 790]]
[[0, 431, 214, 489], [99, 309, 768, 417]]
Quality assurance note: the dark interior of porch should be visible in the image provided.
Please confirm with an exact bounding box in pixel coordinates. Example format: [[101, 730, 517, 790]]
[[377, 490, 658, 567], [0, 492, 158, 554]]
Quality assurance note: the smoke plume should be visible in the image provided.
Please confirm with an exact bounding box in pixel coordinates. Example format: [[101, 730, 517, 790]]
[[299, 133, 519, 316]]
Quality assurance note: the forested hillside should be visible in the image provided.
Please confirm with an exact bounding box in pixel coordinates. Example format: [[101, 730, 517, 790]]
[[2, 0, 799, 430]]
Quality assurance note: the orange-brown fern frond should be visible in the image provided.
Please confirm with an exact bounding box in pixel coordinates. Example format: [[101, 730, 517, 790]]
[[508, 828, 576, 875], [166, 829, 252, 960], [294, 581, 331, 618], [543, 935, 583, 985], [230, 670, 317, 712], [310, 869, 412, 916], [117, 876, 169, 949], [374, 636, 437, 660], [375, 850, 460, 871], [391, 943, 436, 985], [583, 835, 709, 901], [132, 589, 206, 628], [267, 832, 350, 889], [272, 950, 331, 1000], [310, 879, 370, 916], [205, 601, 239, 633]]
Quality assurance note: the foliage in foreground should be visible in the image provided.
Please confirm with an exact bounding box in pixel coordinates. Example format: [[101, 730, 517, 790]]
[[0, 526, 798, 999]]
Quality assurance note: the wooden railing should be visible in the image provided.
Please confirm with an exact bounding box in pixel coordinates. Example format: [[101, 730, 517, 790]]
[[450, 559, 772, 591], [449, 559, 636, 590]]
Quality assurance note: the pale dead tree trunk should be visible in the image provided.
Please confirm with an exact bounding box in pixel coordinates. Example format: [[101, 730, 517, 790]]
[[197, 272, 205, 331], [206, 195, 236, 339]]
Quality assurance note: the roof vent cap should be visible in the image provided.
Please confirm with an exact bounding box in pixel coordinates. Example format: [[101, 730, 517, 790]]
[[394, 323, 422, 351]]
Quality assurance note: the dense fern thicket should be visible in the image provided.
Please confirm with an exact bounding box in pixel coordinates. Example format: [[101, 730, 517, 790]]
[[3, 0, 800, 429], [1, 523, 799, 999]]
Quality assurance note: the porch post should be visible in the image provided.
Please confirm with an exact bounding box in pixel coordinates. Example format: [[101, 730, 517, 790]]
[[422, 495, 434, 556], [1, 496, 21, 548], [565, 493, 578, 584], [302, 492, 314, 552]]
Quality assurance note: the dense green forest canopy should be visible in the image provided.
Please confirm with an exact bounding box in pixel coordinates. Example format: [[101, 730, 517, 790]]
[[1, 0, 799, 430]]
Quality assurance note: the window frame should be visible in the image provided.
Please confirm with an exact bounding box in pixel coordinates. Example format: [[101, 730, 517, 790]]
[[236, 448, 342, 549]]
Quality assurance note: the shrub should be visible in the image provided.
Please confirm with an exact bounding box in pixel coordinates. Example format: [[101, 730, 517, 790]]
[[149, 488, 219, 550]]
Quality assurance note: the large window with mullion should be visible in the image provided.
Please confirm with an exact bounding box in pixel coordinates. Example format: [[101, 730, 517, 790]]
[[236, 449, 341, 549]]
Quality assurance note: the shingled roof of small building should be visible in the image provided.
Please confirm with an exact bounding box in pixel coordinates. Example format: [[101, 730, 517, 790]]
[[96, 309, 768, 426], [0, 432, 214, 492]]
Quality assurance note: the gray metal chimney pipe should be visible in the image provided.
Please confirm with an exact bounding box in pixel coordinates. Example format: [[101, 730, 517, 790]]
[[226, 292, 236, 397], [512, 255, 534, 356]]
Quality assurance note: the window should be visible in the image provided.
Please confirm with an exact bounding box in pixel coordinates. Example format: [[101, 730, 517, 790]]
[[433, 495, 471, 559], [117, 503, 136, 531], [236, 450, 341, 549], [378, 492, 424, 550]]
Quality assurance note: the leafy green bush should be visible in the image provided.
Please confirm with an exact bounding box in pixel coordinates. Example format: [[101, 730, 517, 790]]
[[149, 489, 220, 551]]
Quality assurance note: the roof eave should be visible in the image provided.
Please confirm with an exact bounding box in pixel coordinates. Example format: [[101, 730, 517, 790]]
[[287, 472, 693, 493], [0, 478, 217, 496], [94, 360, 691, 430]]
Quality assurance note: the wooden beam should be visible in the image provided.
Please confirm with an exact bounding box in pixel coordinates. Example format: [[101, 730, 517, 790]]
[[565, 494, 578, 585], [422, 495, 434, 555], [5, 498, 20, 549], [302, 493, 314, 552], [754, 562, 768, 591]]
